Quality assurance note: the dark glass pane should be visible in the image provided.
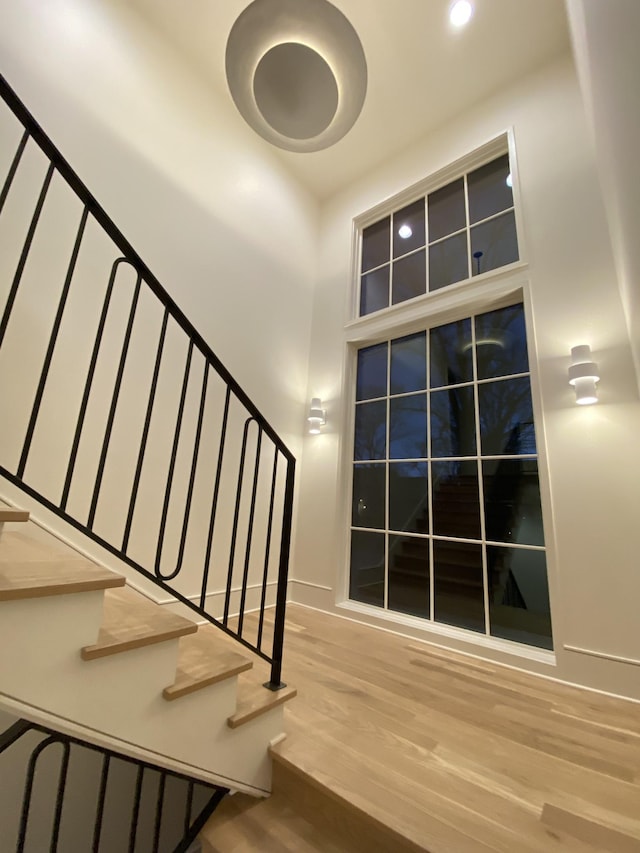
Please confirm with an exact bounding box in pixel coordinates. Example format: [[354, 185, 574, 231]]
[[352, 464, 386, 529], [432, 461, 481, 539], [483, 459, 544, 546], [361, 217, 390, 272], [430, 386, 476, 458], [429, 233, 468, 291], [389, 461, 428, 534], [488, 546, 552, 649], [475, 303, 529, 380], [393, 198, 426, 258], [434, 540, 484, 633], [354, 400, 387, 460], [470, 211, 519, 276], [392, 250, 426, 305], [391, 332, 426, 395], [430, 319, 473, 388], [350, 530, 385, 608], [390, 394, 427, 459], [479, 378, 535, 456], [360, 267, 389, 316], [356, 342, 388, 401], [428, 178, 466, 242], [389, 535, 429, 618], [468, 154, 514, 224]]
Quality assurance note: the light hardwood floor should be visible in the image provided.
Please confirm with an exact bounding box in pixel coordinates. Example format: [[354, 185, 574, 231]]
[[202, 604, 640, 852]]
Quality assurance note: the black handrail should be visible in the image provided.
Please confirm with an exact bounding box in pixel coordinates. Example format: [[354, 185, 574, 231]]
[[0, 73, 294, 688]]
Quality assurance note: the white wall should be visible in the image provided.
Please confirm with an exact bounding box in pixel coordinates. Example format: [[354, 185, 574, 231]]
[[0, 0, 317, 451], [566, 0, 640, 392], [292, 55, 640, 701], [0, 0, 317, 610]]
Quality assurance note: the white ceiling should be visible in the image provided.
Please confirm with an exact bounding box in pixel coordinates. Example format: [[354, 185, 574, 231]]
[[128, 0, 570, 200]]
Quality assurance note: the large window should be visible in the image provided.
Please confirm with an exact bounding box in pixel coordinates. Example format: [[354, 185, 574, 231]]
[[349, 302, 553, 650], [359, 153, 519, 316]]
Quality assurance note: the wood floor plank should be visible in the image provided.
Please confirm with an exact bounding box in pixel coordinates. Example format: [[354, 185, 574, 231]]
[[203, 605, 640, 851]]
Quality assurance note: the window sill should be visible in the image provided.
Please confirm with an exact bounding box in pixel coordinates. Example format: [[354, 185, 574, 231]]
[[345, 260, 529, 343], [336, 598, 557, 668]]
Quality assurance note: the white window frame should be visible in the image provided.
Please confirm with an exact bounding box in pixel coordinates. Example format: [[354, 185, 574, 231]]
[[335, 131, 557, 665]]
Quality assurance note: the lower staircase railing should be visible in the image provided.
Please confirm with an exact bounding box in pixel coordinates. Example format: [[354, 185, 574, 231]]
[[0, 73, 295, 689], [0, 717, 227, 853]]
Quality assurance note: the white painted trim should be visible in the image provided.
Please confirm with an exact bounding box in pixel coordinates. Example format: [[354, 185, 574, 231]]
[[345, 263, 528, 344], [563, 645, 640, 668], [0, 694, 269, 796], [288, 578, 332, 591]]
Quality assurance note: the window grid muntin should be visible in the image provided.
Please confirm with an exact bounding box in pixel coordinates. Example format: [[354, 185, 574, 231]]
[[350, 303, 550, 648], [358, 154, 517, 317]]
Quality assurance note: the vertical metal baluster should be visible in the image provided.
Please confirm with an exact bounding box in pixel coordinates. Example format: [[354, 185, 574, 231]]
[[155, 340, 193, 576], [17, 736, 56, 853], [122, 308, 169, 552], [87, 274, 142, 529], [49, 741, 71, 853], [162, 361, 209, 581], [257, 451, 279, 652], [92, 753, 111, 853], [17, 206, 89, 478], [266, 458, 295, 690], [237, 427, 262, 638], [0, 129, 28, 216], [0, 161, 55, 349], [199, 386, 231, 610], [127, 764, 145, 853], [184, 781, 194, 837], [151, 772, 166, 853], [60, 257, 125, 511], [223, 418, 253, 625]]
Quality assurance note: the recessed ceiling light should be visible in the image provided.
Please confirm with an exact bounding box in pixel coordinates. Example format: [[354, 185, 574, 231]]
[[449, 0, 473, 28], [506, 172, 513, 188], [398, 224, 412, 239]]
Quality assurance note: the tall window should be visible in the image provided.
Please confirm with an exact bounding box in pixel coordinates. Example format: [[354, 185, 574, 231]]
[[349, 302, 552, 651], [359, 154, 519, 316]]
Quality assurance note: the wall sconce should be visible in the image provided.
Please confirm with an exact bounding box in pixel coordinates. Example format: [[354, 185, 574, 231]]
[[307, 397, 326, 434], [568, 345, 600, 405]]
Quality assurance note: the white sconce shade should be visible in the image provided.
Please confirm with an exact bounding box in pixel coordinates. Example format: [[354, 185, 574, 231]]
[[308, 397, 326, 434], [568, 345, 600, 405]]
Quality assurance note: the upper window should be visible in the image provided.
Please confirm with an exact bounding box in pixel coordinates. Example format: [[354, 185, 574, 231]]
[[359, 153, 519, 316]]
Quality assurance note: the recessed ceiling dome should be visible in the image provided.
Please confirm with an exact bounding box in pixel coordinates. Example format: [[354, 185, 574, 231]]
[[225, 0, 367, 153]]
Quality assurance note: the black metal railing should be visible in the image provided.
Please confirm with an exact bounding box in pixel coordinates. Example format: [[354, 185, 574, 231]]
[[0, 73, 295, 689], [0, 717, 227, 852]]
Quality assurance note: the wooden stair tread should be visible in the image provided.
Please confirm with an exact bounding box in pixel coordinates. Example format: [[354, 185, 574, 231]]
[[0, 559, 126, 601], [227, 682, 297, 729], [81, 586, 197, 660], [0, 508, 30, 522], [163, 626, 253, 700]]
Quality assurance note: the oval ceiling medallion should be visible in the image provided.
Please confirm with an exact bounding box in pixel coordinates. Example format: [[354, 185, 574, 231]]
[[225, 0, 367, 153]]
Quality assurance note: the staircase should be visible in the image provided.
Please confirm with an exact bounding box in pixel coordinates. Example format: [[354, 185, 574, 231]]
[[0, 508, 295, 790], [0, 69, 298, 849]]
